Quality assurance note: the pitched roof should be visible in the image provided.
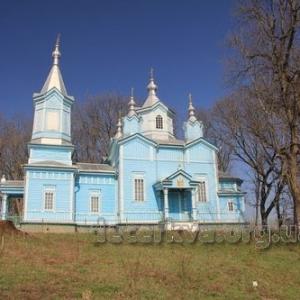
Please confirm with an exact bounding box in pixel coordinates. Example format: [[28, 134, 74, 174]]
[[40, 65, 68, 96], [153, 138, 185, 146], [38, 35, 69, 97], [219, 171, 243, 183], [142, 72, 160, 107], [26, 161, 75, 169], [0, 180, 24, 187], [75, 163, 115, 173], [25, 161, 115, 173], [29, 138, 73, 146]]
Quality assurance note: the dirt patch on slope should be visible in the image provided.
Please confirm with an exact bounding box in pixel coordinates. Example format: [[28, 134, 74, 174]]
[[0, 220, 26, 235]]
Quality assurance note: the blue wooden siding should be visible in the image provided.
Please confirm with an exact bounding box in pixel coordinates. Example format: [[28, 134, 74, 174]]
[[219, 181, 236, 191], [184, 122, 203, 141], [123, 139, 152, 160], [188, 143, 213, 162], [25, 169, 74, 222], [120, 139, 245, 223], [157, 148, 183, 161], [122, 157, 161, 222], [219, 196, 245, 222], [75, 174, 116, 224], [32, 89, 72, 142], [29, 147, 72, 164], [123, 117, 139, 135]]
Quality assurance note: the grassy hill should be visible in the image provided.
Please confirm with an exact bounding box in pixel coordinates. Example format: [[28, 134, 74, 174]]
[[0, 232, 299, 299]]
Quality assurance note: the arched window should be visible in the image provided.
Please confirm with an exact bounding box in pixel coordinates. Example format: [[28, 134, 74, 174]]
[[156, 115, 163, 129]]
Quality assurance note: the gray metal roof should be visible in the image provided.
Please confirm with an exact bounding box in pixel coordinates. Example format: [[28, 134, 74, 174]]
[[75, 163, 115, 173], [40, 65, 68, 96], [0, 180, 24, 187], [152, 138, 185, 146], [29, 138, 73, 146], [26, 161, 75, 169], [219, 171, 243, 182], [25, 160, 115, 173]]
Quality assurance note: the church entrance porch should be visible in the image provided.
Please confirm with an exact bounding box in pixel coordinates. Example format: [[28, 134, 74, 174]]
[[154, 169, 200, 222], [167, 189, 193, 221], [0, 178, 24, 225]]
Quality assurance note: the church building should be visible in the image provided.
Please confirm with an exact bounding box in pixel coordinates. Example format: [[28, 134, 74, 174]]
[[0, 38, 246, 230]]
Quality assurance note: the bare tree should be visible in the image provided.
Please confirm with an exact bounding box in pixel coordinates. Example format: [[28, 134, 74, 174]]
[[210, 92, 286, 226], [227, 0, 300, 226], [0, 114, 31, 180], [195, 108, 233, 172], [72, 93, 129, 163]]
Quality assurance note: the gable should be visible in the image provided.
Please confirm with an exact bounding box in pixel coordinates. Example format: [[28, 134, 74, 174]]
[[168, 174, 190, 188], [159, 169, 200, 189], [123, 115, 140, 135], [137, 101, 170, 115], [186, 139, 216, 162], [139, 105, 168, 124], [122, 135, 155, 159], [186, 138, 218, 151], [45, 93, 63, 109], [157, 147, 183, 161], [167, 169, 191, 180]]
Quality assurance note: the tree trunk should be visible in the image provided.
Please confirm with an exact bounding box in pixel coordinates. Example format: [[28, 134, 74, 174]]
[[260, 200, 268, 228], [286, 153, 300, 230], [255, 203, 259, 226], [275, 200, 282, 228]]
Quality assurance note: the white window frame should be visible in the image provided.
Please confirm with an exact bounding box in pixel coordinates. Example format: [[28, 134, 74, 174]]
[[196, 176, 209, 202], [227, 200, 234, 212], [133, 174, 145, 202], [43, 186, 56, 211], [156, 115, 163, 129], [90, 191, 100, 214]]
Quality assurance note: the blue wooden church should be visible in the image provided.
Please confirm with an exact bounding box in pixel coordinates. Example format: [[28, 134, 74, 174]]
[[0, 38, 246, 230]]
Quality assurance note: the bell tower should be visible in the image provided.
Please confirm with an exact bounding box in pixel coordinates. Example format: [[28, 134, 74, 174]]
[[28, 36, 74, 165]]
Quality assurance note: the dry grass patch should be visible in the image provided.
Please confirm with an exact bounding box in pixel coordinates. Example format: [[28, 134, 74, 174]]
[[0, 232, 299, 299]]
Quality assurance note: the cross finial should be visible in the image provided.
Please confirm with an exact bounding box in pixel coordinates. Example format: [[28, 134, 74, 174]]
[[115, 113, 123, 138], [189, 93, 192, 105], [143, 68, 159, 107], [188, 92, 197, 122], [52, 33, 61, 66], [128, 87, 137, 117], [147, 68, 157, 93], [56, 33, 61, 48], [150, 67, 154, 80]]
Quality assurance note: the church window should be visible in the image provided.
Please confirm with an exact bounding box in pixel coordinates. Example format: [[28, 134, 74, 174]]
[[198, 181, 207, 202], [44, 188, 55, 210], [90, 194, 100, 213], [134, 178, 144, 201], [156, 115, 163, 129], [228, 201, 234, 212]]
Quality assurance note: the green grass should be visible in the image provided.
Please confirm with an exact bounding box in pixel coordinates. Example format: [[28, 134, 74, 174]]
[[0, 232, 299, 299]]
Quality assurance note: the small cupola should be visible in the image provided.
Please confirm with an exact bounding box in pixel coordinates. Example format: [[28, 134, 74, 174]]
[[142, 68, 160, 108], [183, 93, 203, 141]]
